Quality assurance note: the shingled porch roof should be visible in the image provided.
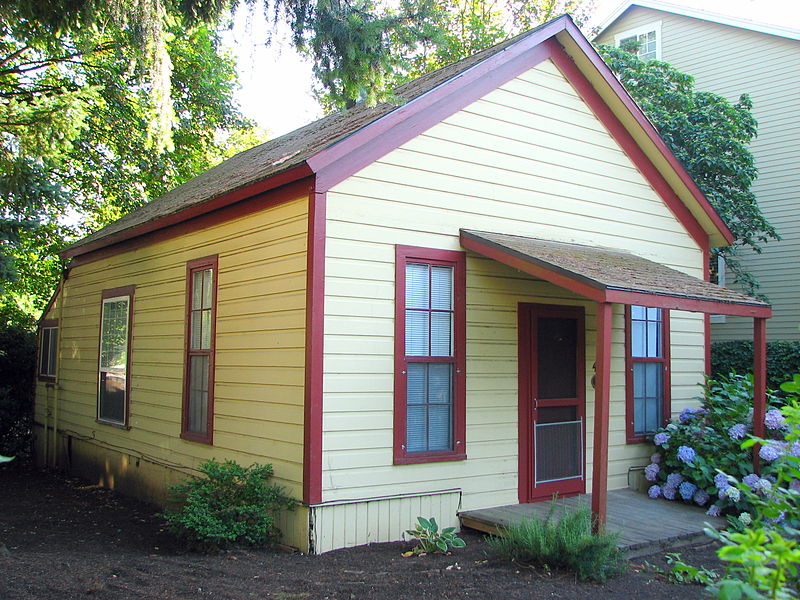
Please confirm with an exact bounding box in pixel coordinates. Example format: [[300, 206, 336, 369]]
[[460, 230, 772, 317]]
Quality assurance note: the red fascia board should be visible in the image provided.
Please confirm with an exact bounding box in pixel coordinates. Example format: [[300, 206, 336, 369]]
[[61, 164, 314, 260], [303, 190, 326, 506], [459, 232, 607, 302], [308, 20, 570, 192], [561, 19, 734, 246], [605, 289, 772, 317], [547, 44, 710, 252]]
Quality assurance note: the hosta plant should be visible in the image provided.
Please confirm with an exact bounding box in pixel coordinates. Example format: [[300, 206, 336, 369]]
[[405, 517, 466, 555]]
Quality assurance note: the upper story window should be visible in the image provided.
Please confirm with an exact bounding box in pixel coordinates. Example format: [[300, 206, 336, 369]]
[[394, 246, 466, 464], [38, 320, 59, 380], [615, 21, 662, 61], [98, 286, 135, 427], [625, 305, 670, 442], [182, 256, 218, 444]]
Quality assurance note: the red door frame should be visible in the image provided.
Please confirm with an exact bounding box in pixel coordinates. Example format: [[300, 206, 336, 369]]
[[518, 303, 586, 504]]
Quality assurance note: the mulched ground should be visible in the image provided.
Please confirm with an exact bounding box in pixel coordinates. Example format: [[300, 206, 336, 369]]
[[0, 465, 722, 599]]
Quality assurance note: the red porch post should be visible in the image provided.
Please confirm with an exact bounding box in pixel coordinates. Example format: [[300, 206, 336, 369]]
[[753, 317, 767, 473], [591, 302, 613, 531]]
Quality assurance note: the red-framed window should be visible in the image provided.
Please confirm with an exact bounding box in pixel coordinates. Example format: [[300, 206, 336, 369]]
[[394, 245, 466, 464], [38, 319, 59, 382], [97, 286, 135, 427], [182, 255, 218, 444], [625, 305, 670, 443]]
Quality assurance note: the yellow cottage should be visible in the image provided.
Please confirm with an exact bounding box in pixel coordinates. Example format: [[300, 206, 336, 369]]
[[34, 15, 771, 554]]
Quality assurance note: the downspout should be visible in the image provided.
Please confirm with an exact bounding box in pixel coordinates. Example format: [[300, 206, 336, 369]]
[[52, 270, 66, 468]]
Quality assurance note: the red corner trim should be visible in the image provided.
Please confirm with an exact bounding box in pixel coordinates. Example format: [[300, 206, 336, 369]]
[[752, 317, 767, 473], [591, 301, 613, 529], [704, 250, 712, 376], [559, 20, 733, 246], [309, 24, 567, 192], [303, 189, 326, 505]]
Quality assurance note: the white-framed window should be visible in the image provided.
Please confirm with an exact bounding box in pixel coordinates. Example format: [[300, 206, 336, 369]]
[[614, 21, 662, 61], [711, 253, 727, 323]]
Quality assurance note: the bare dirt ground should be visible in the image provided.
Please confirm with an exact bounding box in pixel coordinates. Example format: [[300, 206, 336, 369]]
[[0, 465, 722, 599]]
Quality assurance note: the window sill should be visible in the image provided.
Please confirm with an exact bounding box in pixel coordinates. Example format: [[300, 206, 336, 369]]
[[394, 451, 466, 465], [96, 418, 130, 430], [37, 375, 56, 383]]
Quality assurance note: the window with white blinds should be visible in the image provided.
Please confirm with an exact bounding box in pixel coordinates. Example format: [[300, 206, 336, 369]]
[[626, 305, 670, 441], [395, 247, 465, 463]]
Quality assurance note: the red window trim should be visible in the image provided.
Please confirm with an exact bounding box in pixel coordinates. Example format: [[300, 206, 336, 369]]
[[625, 305, 671, 444], [97, 285, 136, 429], [37, 318, 59, 382], [394, 245, 466, 465], [181, 255, 218, 445]]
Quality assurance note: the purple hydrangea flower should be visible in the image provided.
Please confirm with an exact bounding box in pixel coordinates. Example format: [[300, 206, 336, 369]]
[[706, 505, 721, 517], [789, 479, 800, 493], [728, 424, 747, 440], [742, 474, 760, 488], [650, 453, 662, 464], [666, 473, 684, 487], [679, 408, 699, 424], [662, 485, 677, 500], [653, 432, 670, 445], [765, 511, 786, 525], [724, 487, 741, 503], [764, 409, 785, 430], [693, 489, 710, 506], [644, 463, 660, 482], [677, 445, 696, 464], [714, 473, 731, 491], [759, 442, 783, 462], [679, 481, 698, 501], [789, 442, 800, 458], [754, 478, 772, 493], [648, 485, 662, 499]]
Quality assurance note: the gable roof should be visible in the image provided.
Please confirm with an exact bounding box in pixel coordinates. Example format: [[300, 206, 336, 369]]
[[62, 14, 734, 260], [595, 0, 800, 41]]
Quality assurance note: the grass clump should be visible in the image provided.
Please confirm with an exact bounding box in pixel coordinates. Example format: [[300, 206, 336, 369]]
[[161, 459, 296, 551], [487, 503, 623, 582]]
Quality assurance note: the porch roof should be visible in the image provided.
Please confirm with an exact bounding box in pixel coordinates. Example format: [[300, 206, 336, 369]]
[[460, 229, 772, 318]]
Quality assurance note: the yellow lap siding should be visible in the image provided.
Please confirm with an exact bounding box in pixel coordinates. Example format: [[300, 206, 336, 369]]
[[322, 58, 706, 509], [34, 196, 309, 506]]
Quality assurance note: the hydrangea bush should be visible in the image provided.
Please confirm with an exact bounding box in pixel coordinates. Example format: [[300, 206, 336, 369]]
[[644, 374, 792, 518]]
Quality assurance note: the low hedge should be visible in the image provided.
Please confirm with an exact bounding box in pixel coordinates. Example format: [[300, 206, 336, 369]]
[[711, 340, 800, 391]]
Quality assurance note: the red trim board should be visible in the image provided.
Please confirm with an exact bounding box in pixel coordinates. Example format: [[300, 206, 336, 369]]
[[591, 302, 613, 529], [303, 189, 326, 505]]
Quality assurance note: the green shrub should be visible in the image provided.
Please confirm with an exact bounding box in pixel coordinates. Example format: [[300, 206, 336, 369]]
[[161, 459, 296, 551], [405, 516, 466, 554], [712, 340, 800, 391], [487, 503, 623, 582], [0, 311, 36, 460]]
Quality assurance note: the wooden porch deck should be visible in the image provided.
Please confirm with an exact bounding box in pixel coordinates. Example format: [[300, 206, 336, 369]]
[[458, 489, 724, 558]]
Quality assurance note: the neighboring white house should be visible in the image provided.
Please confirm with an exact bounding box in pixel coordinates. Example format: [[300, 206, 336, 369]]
[[595, 0, 800, 341]]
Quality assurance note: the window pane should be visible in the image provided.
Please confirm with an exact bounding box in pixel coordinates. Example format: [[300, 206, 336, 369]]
[[405, 263, 429, 310], [99, 371, 126, 423], [633, 362, 663, 435], [202, 269, 213, 309], [428, 363, 452, 404], [631, 305, 646, 320], [430, 266, 453, 310], [406, 405, 426, 453], [407, 363, 426, 405], [201, 309, 212, 350], [40, 329, 51, 375], [47, 329, 58, 376], [188, 355, 209, 434], [192, 271, 203, 310], [647, 320, 660, 357], [631, 320, 645, 357], [633, 361, 645, 398], [191, 311, 203, 350], [428, 404, 452, 451], [100, 299, 129, 370], [405, 310, 429, 356], [430, 312, 452, 356]]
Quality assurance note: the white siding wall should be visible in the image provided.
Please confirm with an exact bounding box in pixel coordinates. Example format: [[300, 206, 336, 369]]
[[320, 59, 706, 518], [597, 8, 800, 340]]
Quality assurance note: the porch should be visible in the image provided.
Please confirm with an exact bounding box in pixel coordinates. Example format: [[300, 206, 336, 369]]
[[458, 489, 726, 558]]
